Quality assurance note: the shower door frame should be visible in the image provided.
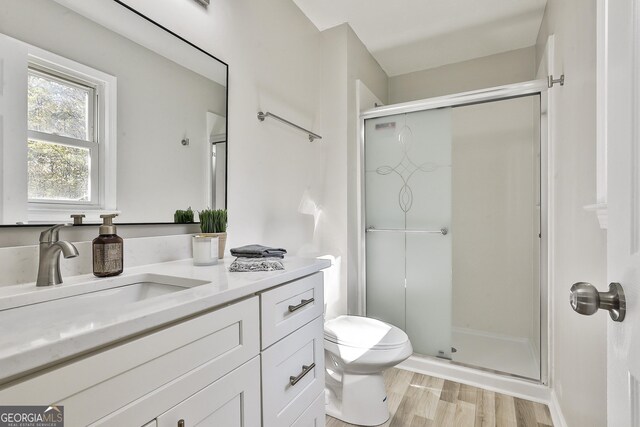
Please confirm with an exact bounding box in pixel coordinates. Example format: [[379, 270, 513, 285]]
[[356, 78, 551, 385]]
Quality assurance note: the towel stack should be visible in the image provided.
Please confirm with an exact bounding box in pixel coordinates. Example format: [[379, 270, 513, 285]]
[[228, 244, 287, 272], [230, 244, 287, 259]]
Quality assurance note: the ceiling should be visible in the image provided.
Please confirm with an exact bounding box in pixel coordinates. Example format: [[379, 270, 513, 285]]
[[292, 0, 547, 77]]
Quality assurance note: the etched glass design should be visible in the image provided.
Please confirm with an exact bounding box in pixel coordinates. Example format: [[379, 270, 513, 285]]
[[365, 108, 453, 358]]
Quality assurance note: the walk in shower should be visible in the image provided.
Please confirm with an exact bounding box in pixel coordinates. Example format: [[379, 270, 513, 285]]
[[361, 83, 545, 381]]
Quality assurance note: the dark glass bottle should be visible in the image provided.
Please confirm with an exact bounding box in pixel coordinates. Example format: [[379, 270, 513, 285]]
[[93, 214, 123, 277]]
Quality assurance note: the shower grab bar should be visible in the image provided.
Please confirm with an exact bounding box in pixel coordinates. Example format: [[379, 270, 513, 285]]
[[257, 111, 322, 142], [366, 226, 448, 235]]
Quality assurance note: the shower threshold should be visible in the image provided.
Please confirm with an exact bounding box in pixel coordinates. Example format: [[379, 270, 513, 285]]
[[450, 328, 539, 380]]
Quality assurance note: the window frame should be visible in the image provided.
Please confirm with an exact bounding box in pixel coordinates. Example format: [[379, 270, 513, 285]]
[[27, 65, 100, 206], [26, 46, 117, 222]]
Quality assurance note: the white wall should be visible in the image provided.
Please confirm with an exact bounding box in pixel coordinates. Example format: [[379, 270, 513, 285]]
[[389, 46, 537, 103], [0, 0, 333, 256], [320, 23, 389, 319], [0, 35, 28, 225], [346, 26, 389, 315], [0, 0, 226, 223], [451, 96, 539, 341], [318, 25, 349, 319], [536, 0, 608, 425], [69, 0, 329, 257]]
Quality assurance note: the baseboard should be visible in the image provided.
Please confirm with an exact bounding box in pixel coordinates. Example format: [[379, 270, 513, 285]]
[[398, 354, 551, 404], [548, 389, 568, 427]]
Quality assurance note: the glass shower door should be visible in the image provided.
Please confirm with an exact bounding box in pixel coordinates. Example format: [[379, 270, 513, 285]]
[[365, 108, 453, 359]]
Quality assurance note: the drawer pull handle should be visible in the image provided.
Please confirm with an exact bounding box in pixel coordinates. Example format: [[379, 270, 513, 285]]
[[288, 298, 314, 312], [289, 363, 316, 386], [178, 420, 185, 427]]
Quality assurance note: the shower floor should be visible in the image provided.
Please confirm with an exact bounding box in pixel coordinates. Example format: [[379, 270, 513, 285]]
[[451, 328, 539, 379]]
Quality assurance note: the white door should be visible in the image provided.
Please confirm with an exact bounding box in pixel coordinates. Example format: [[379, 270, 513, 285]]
[[606, 0, 640, 425]]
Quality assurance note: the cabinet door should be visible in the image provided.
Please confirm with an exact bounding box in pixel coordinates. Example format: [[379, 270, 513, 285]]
[[291, 392, 325, 427], [262, 317, 325, 427], [157, 356, 261, 427]]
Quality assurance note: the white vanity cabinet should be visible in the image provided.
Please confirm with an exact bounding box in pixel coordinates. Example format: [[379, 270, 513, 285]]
[[0, 296, 261, 426], [0, 269, 326, 427], [259, 272, 326, 427]]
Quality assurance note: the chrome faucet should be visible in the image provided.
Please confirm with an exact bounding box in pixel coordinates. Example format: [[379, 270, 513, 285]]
[[36, 224, 79, 287]]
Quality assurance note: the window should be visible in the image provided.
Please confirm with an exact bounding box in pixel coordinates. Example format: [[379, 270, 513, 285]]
[[27, 67, 99, 205]]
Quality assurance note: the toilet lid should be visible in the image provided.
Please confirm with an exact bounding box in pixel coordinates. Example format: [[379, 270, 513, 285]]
[[324, 315, 409, 350]]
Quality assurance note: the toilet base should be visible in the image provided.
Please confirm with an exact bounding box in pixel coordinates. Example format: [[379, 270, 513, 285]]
[[325, 371, 390, 426]]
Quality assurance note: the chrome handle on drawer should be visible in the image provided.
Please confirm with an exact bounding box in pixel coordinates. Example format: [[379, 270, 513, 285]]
[[178, 420, 185, 427], [288, 298, 314, 313], [289, 363, 316, 386]]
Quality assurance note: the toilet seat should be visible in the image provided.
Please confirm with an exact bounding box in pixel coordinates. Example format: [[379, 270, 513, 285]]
[[324, 315, 409, 350]]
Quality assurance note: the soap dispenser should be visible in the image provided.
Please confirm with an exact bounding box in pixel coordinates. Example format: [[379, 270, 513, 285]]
[[93, 214, 123, 277]]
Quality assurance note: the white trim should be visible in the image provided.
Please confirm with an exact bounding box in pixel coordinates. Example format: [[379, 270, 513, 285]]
[[25, 44, 117, 218], [584, 202, 609, 228], [538, 35, 556, 390], [27, 67, 99, 207], [354, 80, 383, 316], [360, 79, 548, 119], [398, 356, 551, 403], [27, 131, 96, 151], [355, 81, 366, 316], [205, 112, 226, 209], [543, 35, 555, 394], [548, 389, 569, 427], [590, 0, 609, 230]]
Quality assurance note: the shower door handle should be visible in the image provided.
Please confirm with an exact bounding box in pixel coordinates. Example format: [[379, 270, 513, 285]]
[[569, 282, 626, 322], [366, 226, 449, 235]]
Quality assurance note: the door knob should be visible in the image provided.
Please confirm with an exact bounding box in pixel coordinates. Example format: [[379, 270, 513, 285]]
[[569, 282, 626, 322]]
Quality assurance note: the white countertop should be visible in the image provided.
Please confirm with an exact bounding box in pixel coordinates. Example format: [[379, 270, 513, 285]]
[[0, 256, 330, 385]]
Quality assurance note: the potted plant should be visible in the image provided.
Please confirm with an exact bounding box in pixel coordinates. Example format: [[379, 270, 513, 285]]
[[198, 209, 227, 259], [174, 207, 194, 223]]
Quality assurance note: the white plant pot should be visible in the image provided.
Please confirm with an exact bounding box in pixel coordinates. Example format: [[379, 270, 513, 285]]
[[192, 234, 219, 266]]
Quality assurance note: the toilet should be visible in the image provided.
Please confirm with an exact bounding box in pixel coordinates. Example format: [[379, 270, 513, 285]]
[[324, 315, 413, 426]]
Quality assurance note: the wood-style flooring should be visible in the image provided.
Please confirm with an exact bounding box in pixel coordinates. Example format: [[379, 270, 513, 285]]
[[326, 368, 553, 427]]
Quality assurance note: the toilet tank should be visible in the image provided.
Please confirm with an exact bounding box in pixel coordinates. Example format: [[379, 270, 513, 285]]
[[318, 255, 343, 320]]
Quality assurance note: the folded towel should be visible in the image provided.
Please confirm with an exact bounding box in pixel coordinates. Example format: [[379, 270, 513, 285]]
[[228, 257, 285, 272], [230, 244, 287, 259]]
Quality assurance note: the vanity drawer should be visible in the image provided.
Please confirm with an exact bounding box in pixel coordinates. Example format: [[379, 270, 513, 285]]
[[0, 296, 260, 427], [260, 272, 324, 349], [155, 356, 261, 427], [291, 392, 325, 427], [262, 316, 325, 427]]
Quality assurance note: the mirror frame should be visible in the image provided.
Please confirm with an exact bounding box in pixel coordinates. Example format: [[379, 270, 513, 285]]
[[0, 0, 229, 228]]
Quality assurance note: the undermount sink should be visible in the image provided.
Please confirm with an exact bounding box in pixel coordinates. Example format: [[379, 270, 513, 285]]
[[0, 274, 211, 329]]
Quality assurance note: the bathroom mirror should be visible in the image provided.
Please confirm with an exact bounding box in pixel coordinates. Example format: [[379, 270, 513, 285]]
[[0, 0, 227, 225]]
